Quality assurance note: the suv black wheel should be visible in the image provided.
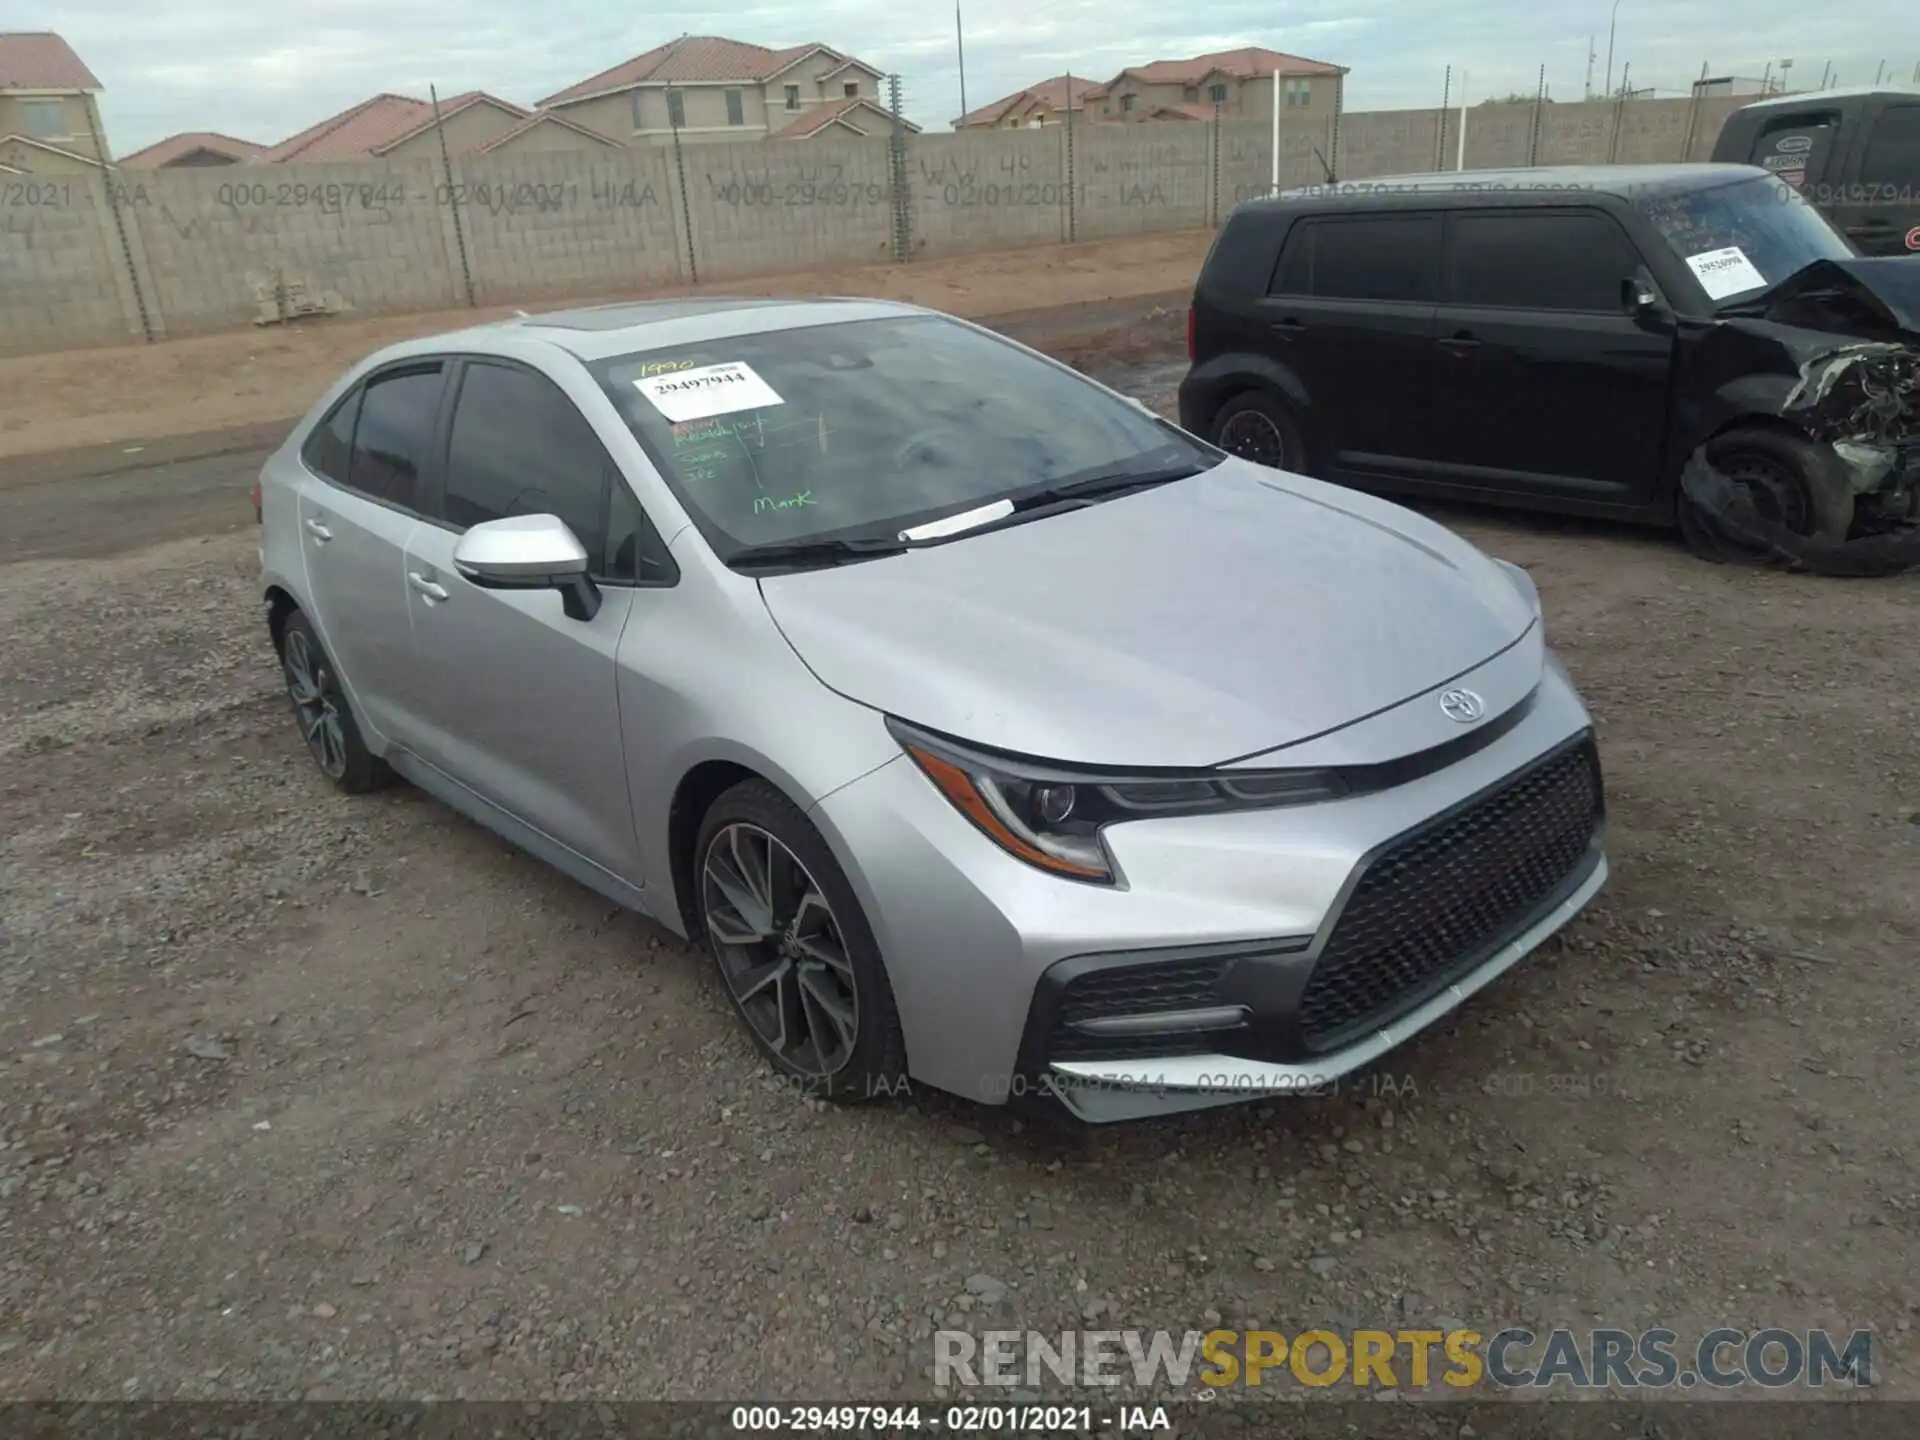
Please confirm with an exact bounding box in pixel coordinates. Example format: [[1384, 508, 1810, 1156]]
[[695, 780, 908, 1104], [277, 610, 393, 793], [1682, 428, 1855, 560], [1212, 391, 1306, 473]]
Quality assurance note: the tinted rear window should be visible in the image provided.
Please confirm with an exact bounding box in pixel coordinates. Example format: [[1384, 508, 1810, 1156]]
[[1268, 215, 1441, 303], [1747, 113, 1839, 191], [347, 366, 442, 512], [1445, 211, 1636, 312], [301, 388, 361, 485], [1861, 103, 1920, 186]]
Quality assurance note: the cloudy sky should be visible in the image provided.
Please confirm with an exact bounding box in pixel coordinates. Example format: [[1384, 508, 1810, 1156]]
[[20, 0, 1919, 154]]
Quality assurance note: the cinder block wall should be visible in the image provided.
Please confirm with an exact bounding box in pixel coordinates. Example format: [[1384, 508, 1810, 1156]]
[[913, 130, 1070, 256], [455, 150, 685, 303], [0, 173, 141, 351], [0, 95, 1769, 357], [678, 135, 896, 281], [118, 160, 459, 336]]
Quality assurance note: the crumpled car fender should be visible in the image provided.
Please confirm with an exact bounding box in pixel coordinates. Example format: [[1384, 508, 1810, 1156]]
[[1680, 449, 1920, 576]]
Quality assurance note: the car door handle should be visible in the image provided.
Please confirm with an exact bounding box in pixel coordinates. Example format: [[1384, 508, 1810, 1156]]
[[304, 518, 332, 542], [1439, 331, 1482, 352], [1269, 318, 1306, 336], [408, 571, 449, 603]]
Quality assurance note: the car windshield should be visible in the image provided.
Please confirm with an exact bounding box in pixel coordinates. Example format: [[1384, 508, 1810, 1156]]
[[1633, 173, 1854, 305], [588, 314, 1214, 560]]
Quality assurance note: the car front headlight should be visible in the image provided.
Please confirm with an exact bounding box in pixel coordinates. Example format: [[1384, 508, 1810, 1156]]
[[886, 718, 1346, 885]]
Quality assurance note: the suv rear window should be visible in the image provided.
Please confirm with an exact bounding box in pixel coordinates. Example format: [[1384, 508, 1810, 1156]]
[[1268, 214, 1441, 303], [1860, 103, 1920, 186], [1445, 211, 1636, 312], [1747, 113, 1838, 191]]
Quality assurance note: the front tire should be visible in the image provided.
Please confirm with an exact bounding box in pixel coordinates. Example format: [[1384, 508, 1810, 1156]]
[[1211, 391, 1307, 473], [695, 780, 907, 1103], [277, 610, 391, 793], [1682, 428, 1855, 560]]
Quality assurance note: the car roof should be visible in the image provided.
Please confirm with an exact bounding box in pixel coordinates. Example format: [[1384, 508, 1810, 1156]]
[[367, 296, 935, 367], [1249, 162, 1764, 211], [1736, 85, 1920, 110]]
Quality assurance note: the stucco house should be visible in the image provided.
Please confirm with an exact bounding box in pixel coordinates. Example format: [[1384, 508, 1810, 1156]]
[[952, 75, 1093, 131], [1090, 47, 1346, 124], [257, 91, 533, 163], [0, 31, 109, 174], [537, 35, 915, 145], [119, 132, 264, 168]]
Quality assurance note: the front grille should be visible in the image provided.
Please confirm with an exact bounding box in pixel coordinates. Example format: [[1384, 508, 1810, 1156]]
[[1048, 956, 1232, 1062], [1298, 739, 1602, 1050]]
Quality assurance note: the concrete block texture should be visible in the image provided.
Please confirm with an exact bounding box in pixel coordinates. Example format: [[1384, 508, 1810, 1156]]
[[122, 160, 460, 335], [677, 135, 895, 282], [0, 173, 132, 354], [1, 94, 1782, 356], [913, 130, 1070, 257]]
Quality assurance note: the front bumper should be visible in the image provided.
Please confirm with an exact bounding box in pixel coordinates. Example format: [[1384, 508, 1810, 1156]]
[[810, 655, 1607, 1117]]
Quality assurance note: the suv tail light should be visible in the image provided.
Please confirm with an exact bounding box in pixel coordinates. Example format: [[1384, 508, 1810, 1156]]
[[1186, 307, 1196, 361], [250, 477, 262, 524]]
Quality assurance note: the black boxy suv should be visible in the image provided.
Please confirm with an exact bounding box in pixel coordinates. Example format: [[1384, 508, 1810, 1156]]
[[1178, 163, 1920, 556]]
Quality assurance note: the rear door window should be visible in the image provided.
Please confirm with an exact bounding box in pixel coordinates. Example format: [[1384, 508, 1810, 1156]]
[[346, 365, 443, 513], [1270, 215, 1442, 302], [1444, 211, 1637, 313], [1860, 103, 1920, 186], [301, 388, 362, 485], [1747, 113, 1838, 191]]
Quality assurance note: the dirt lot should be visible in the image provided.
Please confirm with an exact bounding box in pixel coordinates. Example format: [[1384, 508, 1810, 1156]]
[[0, 230, 1211, 464], [1, 264, 1918, 1410]]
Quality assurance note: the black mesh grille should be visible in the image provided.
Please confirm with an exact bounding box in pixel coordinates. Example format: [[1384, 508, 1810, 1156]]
[[1299, 740, 1602, 1050], [1048, 957, 1232, 1061]]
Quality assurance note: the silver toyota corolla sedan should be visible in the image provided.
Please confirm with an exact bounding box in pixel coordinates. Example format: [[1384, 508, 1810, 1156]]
[[256, 297, 1608, 1122]]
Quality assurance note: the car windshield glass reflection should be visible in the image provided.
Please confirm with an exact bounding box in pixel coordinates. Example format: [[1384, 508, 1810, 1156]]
[[590, 315, 1214, 558], [1636, 174, 1855, 304]]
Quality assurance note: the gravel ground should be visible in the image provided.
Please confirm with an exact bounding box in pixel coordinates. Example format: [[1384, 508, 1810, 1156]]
[[2, 304, 1917, 1408]]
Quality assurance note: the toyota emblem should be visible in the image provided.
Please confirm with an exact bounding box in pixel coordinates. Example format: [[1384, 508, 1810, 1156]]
[[1439, 688, 1485, 723]]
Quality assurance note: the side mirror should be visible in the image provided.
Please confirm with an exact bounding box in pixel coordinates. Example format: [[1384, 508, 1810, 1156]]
[[452, 513, 601, 622], [1623, 276, 1661, 314]]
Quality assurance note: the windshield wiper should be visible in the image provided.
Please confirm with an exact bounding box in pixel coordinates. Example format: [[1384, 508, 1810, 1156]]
[[1008, 460, 1209, 514], [726, 535, 908, 571]]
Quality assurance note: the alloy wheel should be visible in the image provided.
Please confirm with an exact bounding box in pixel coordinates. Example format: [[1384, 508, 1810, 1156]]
[[283, 629, 348, 779], [701, 823, 860, 1078], [1217, 409, 1287, 468]]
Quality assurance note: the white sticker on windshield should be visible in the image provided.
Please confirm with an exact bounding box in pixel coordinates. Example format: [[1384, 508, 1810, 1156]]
[[1684, 245, 1767, 300], [634, 361, 783, 422]]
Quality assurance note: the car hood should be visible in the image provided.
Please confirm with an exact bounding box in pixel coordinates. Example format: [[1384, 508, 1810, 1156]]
[[757, 461, 1539, 769], [1720, 256, 1920, 341]]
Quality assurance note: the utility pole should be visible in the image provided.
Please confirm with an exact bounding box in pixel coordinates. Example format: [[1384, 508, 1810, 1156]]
[[1605, 0, 1621, 97], [954, 4, 968, 118], [1585, 36, 1596, 99]]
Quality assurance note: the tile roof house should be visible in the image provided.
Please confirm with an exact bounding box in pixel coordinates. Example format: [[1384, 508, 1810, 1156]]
[[0, 31, 109, 174], [537, 35, 912, 145], [120, 131, 265, 168], [260, 91, 531, 163], [1084, 46, 1347, 123], [952, 75, 1094, 131]]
